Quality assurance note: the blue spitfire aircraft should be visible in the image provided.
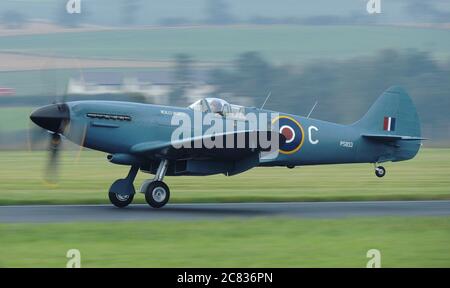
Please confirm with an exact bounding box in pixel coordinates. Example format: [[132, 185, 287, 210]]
[[30, 86, 425, 208]]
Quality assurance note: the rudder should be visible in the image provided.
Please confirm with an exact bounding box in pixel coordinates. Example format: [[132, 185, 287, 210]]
[[353, 86, 421, 138], [353, 86, 423, 162]]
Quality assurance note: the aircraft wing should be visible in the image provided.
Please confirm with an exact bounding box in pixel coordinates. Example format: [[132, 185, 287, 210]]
[[130, 130, 285, 161], [362, 133, 428, 141]]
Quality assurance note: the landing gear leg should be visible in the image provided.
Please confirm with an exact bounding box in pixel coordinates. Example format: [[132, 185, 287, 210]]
[[374, 163, 386, 178], [108, 165, 139, 208], [144, 159, 170, 208]]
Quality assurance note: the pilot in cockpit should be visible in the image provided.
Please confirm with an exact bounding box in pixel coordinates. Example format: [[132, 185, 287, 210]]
[[209, 98, 224, 116]]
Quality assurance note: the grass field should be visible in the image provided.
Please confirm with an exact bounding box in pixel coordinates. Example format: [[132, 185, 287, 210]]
[[0, 148, 449, 205], [1, 26, 450, 63], [0, 69, 82, 97], [1, 217, 449, 267], [0, 107, 35, 132]]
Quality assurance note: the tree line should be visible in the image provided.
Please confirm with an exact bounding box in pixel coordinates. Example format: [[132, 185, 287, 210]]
[[176, 50, 449, 142]]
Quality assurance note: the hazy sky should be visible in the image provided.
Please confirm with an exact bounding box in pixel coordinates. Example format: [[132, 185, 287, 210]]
[[0, 0, 449, 26]]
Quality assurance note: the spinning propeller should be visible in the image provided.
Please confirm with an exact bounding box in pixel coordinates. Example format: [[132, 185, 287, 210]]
[[28, 57, 86, 185], [30, 102, 70, 184]]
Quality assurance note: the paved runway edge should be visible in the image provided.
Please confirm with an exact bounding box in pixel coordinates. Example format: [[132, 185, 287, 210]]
[[1, 201, 450, 223]]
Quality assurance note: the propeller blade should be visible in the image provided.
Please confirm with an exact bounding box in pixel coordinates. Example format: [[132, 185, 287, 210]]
[[27, 121, 48, 152], [43, 133, 62, 185], [74, 124, 88, 163]]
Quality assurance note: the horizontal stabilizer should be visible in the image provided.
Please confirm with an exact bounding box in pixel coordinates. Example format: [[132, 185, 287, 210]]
[[362, 133, 427, 141]]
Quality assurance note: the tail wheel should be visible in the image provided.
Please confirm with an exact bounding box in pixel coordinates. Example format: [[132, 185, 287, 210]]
[[145, 181, 170, 208], [375, 166, 386, 178], [109, 192, 134, 208]]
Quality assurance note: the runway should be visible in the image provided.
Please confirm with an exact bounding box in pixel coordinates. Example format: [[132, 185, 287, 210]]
[[1, 200, 450, 223]]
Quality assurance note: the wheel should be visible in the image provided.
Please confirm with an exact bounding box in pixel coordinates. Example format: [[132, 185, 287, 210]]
[[109, 192, 134, 208], [375, 166, 386, 178], [145, 181, 170, 208]]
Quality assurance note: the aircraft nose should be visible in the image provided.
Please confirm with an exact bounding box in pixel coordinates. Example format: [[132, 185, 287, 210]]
[[30, 103, 70, 133]]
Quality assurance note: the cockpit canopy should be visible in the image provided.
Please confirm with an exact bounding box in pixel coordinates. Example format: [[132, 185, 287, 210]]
[[188, 98, 246, 119], [189, 98, 228, 114]]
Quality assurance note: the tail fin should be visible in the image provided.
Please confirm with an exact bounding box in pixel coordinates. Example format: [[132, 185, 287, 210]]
[[354, 86, 421, 138], [354, 86, 423, 162]]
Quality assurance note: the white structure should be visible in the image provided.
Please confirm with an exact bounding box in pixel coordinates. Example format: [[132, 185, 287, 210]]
[[66, 71, 254, 107], [66, 72, 217, 105]]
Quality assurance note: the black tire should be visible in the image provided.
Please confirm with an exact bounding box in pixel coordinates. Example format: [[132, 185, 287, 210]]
[[375, 166, 386, 178], [109, 192, 134, 208], [145, 181, 170, 208]]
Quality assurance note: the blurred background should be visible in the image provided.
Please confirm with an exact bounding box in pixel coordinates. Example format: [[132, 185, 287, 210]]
[[1, 0, 450, 268], [0, 0, 449, 150]]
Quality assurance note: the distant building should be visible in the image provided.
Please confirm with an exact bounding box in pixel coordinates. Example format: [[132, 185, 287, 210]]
[[66, 71, 216, 105], [0, 87, 15, 96]]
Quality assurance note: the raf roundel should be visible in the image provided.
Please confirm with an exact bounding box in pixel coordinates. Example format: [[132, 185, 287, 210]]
[[272, 116, 305, 154]]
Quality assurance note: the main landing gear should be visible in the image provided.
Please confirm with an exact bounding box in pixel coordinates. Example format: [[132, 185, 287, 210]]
[[374, 163, 386, 178], [108, 160, 170, 208], [141, 160, 170, 208]]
